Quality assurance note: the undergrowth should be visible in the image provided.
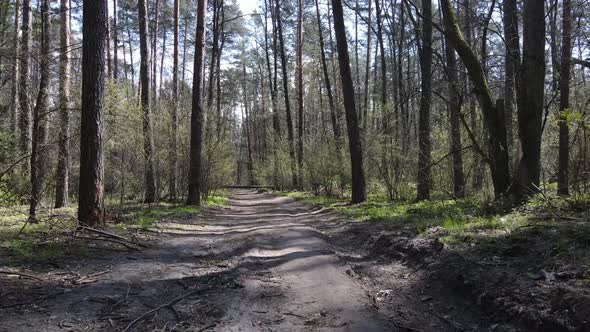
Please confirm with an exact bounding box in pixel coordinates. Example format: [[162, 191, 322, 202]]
[[0, 193, 230, 264], [281, 190, 590, 263]]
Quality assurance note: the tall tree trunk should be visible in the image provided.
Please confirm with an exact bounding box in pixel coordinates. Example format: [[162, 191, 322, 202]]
[[514, 0, 545, 199], [362, 0, 371, 124], [275, 0, 298, 188], [558, 0, 572, 196], [243, 60, 255, 185], [331, 0, 366, 203], [151, 0, 159, 101], [207, 0, 220, 110], [18, 0, 31, 157], [79, 0, 107, 226], [315, 0, 342, 161], [138, 0, 157, 203], [169, 0, 179, 202], [113, 0, 118, 79], [441, 0, 510, 198], [445, 36, 465, 198], [417, 0, 432, 201], [106, 2, 112, 79], [187, 0, 206, 205], [296, 0, 304, 188], [503, 0, 519, 174], [264, 0, 280, 187], [55, 0, 72, 208], [29, 0, 51, 221], [10, 0, 19, 138]]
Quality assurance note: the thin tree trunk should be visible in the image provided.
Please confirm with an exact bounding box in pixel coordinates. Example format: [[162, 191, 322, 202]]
[[514, 0, 545, 199], [151, 0, 159, 101], [10, 0, 19, 138], [417, 0, 433, 201], [315, 0, 342, 157], [296, 0, 304, 188], [169, 0, 179, 202], [138, 0, 157, 203], [113, 0, 118, 79], [503, 0, 519, 175], [18, 0, 31, 156], [444, 36, 465, 198], [55, 0, 72, 208], [331, 0, 366, 203], [79, 0, 107, 226], [441, 0, 510, 198], [159, 19, 167, 93], [362, 0, 371, 125], [187, 0, 206, 205], [275, 0, 298, 188], [558, 0, 572, 196], [29, 0, 51, 221]]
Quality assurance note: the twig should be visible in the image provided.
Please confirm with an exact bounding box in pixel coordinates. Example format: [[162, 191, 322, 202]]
[[196, 321, 219, 332], [282, 311, 307, 319], [67, 234, 141, 251], [0, 270, 43, 281], [122, 289, 203, 332]]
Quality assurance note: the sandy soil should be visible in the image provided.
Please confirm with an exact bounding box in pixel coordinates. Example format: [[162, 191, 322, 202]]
[[0, 189, 513, 331]]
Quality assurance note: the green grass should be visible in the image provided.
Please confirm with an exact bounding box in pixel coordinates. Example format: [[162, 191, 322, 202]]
[[281, 190, 590, 260], [118, 194, 230, 230]]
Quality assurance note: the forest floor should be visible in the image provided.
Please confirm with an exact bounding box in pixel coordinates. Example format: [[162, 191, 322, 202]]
[[0, 189, 588, 331]]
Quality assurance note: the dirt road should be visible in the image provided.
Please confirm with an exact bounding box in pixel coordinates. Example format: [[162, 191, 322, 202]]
[[1, 189, 504, 331]]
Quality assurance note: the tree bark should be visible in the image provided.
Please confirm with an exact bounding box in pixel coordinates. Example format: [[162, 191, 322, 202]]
[[441, 0, 510, 198], [138, 0, 157, 203], [113, 0, 118, 79], [515, 0, 545, 199], [558, 0, 572, 196], [151, 0, 159, 101], [444, 36, 465, 198], [417, 0, 432, 201], [10, 0, 19, 138], [275, 0, 298, 188], [315, 0, 342, 157], [187, 0, 206, 205], [170, 0, 179, 202], [79, 0, 107, 226], [55, 0, 72, 208], [296, 0, 304, 188], [503, 0, 519, 175], [331, 0, 366, 203], [18, 0, 31, 157], [29, 0, 51, 221]]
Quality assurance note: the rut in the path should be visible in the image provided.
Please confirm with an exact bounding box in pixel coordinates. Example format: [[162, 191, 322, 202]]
[[214, 189, 395, 331]]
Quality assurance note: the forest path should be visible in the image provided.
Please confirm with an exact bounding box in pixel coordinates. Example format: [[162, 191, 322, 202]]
[[210, 189, 395, 331], [1, 189, 497, 331]]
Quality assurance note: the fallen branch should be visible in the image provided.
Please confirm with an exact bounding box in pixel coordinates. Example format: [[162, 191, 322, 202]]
[[0, 270, 43, 281], [67, 234, 141, 251], [122, 289, 203, 332], [78, 225, 146, 246]]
